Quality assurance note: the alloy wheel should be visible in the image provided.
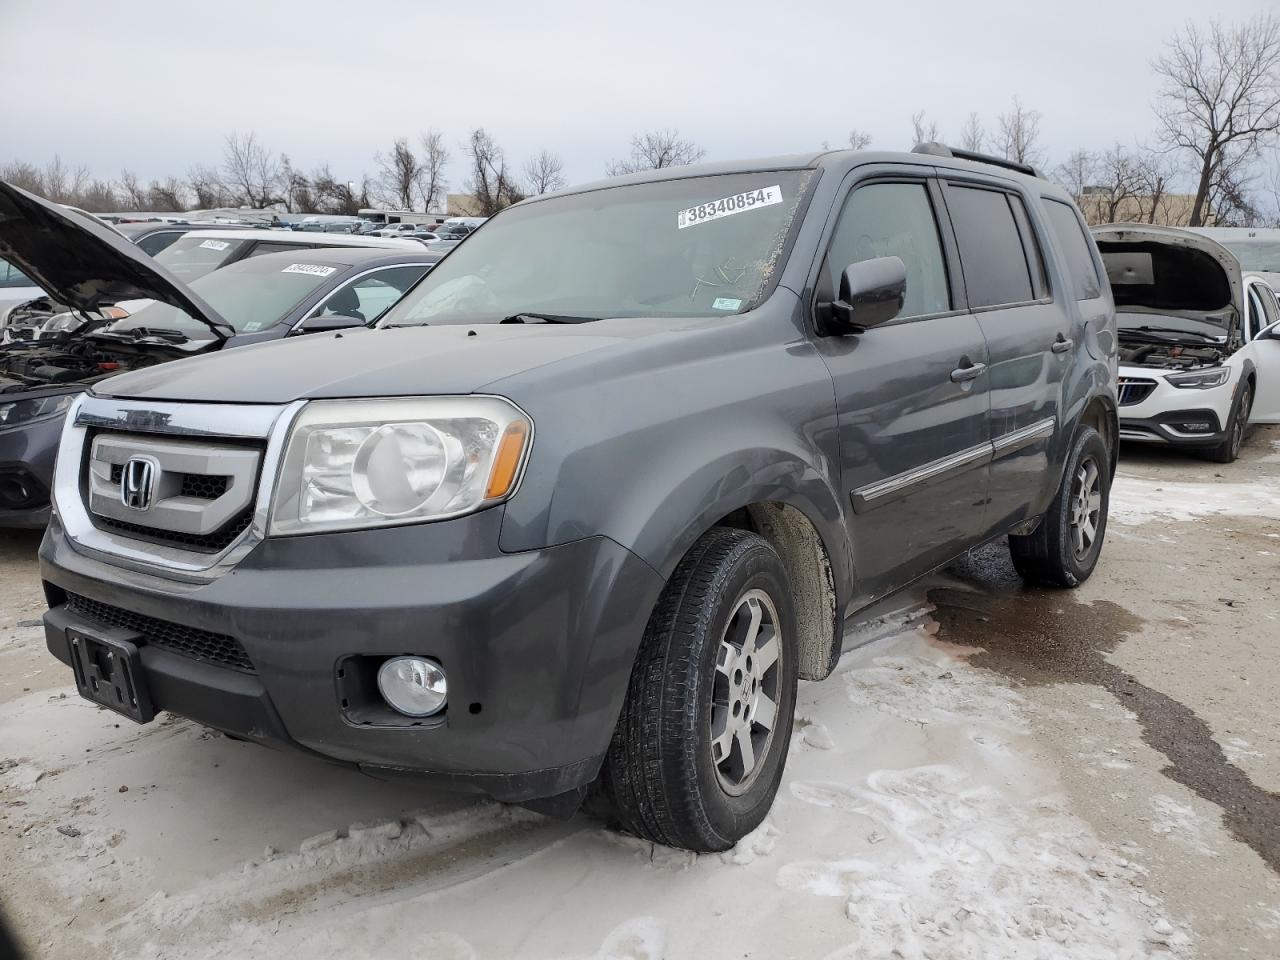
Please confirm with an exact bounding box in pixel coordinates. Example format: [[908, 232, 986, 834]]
[[710, 589, 783, 796], [1069, 457, 1102, 560]]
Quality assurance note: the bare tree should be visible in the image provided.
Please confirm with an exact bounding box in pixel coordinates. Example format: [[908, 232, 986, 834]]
[[523, 149, 566, 195], [1132, 147, 1178, 223], [847, 129, 873, 150], [0, 161, 44, 196], [221, 132, 282, 208], [117, 168, 149, 209], [1054, 149, 1097, 206], [1087, 144, 1141, 224], [959, 113, 986, 152], [375, 137, 421, 210], [186, 164, 231, 209], [416, 129, 449, 212], [605, 129, 705, 175], [1154, 14, 1280, 226], [78, 179, 120, 213], [146, 176, 186, 211], [911, 110, 942, 146], [996, 97, 1044, 167], [465, 128, 524, 216]]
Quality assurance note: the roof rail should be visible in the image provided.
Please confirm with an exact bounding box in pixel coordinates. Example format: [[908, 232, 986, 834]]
[[910, 141, 1042, 180]]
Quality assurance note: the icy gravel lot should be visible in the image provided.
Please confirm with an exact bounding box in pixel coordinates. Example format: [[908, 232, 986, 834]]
[[2, 427, 1278, 960]]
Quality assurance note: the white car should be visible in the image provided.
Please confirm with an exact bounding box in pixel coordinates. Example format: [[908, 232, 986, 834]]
[[1093, 224, 1280, 462]]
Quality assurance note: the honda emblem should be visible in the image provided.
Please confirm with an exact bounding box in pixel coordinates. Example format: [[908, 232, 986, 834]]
[[120, 458, 156, 511]]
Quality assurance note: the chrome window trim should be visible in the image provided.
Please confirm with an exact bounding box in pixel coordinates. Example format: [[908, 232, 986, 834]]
[[990, 417, 1056, 458], [851, 442, 993, 513], [54, 394, 306, 584], [852, 417, 1056, 513]]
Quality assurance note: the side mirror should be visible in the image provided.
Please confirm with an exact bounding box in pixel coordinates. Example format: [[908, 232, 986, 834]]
[[292, 313, 366, 335], [820, 256, 906, 335]]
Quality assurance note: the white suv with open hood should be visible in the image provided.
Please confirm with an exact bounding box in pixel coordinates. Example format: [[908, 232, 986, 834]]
[[1093, 224, 1280, 462]]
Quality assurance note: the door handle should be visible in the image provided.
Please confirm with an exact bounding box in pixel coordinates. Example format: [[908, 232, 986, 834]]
[[1051, 334, 1073, 354], [950, 361, 987, 383]]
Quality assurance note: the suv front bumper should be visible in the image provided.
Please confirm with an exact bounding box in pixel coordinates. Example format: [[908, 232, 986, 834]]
[[40, 509, 665, 802]]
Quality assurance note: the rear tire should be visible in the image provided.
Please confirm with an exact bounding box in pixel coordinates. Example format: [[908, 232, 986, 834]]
[[598, 527, 798, 852], [1204, 382, 1252, 464], [1009, 426, 1110, 588]]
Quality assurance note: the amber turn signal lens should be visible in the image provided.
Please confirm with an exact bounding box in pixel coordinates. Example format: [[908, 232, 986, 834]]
[[485, 420, 529, 500]]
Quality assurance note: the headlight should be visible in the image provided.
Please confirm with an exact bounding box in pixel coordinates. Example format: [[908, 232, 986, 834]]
[[0, 392, 78, 430], [1165, 367, 1231, 389], [268, 396, 532, 535]]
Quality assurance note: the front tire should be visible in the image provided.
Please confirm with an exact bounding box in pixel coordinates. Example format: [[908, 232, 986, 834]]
[[1009, 426, 1110, 588], [1204, 382, 1252, 464], [599, 527, 798, 852]]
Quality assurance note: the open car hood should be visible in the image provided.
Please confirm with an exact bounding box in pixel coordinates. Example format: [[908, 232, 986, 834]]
[[0, 181, 229, 338], [1091, 224, 1244, 333]]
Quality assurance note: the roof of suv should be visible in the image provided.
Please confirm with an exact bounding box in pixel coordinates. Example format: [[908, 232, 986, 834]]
[[249, 246, 442, 268], [531, 148, 1067, 206]]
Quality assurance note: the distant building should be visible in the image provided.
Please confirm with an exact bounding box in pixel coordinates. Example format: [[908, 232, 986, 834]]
[[1077, 189, 1220, 227], [447, 193, 482, 216]]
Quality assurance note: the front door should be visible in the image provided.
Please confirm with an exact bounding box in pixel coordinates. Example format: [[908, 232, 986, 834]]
[[1248, 282, 1280, 423], [811, 176, 992, 605]]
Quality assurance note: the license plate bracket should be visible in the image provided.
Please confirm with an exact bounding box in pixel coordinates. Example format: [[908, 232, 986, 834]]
[[68, 628, 155, 723]]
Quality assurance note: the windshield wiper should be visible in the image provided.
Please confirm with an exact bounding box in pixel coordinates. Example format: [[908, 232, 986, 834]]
[[501, 312, 599, 324], [1133, 325, 1221, 341], [97, 326, 193, 344]]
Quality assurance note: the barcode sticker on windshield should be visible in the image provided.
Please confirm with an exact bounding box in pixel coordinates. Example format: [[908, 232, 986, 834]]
[[199, 239, 230, 251], [677, 185, 782, 229], [282, 263, 337, 277]]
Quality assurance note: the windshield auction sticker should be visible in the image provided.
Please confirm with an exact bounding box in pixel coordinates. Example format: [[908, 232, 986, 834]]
[[677, 185, 782, 229], [282, 263, 337, 277], [199, 239, 231, 251]]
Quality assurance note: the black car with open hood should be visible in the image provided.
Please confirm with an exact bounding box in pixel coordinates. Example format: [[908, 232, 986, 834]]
[[0, 181, 436, 526]]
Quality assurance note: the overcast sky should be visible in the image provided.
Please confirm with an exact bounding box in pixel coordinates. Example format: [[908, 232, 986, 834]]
[[2, 0, 1276, 194]]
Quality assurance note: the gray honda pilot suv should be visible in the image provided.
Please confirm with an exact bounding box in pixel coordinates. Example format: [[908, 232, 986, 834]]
[[21, 144, 1118, 852]]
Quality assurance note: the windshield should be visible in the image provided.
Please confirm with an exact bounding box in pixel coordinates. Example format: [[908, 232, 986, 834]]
[[379, 171, 811, 326], [106, 256, 350, 338], [1218, 239, 1280, 273], [155, 235, 251, 282]]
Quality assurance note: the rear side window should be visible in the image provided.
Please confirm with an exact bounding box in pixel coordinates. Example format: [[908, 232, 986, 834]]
[[1042, 199, 1102, 300], [945, 185, 1035, 308], [825, 182, 951, 320]]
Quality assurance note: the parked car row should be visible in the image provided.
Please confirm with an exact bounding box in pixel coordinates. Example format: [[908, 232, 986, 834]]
[[1, 141, 1276, 855]]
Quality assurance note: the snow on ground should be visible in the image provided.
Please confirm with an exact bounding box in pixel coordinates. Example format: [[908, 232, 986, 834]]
[[1, 607, 1191, 960], [1109, 471, 1280, 526]]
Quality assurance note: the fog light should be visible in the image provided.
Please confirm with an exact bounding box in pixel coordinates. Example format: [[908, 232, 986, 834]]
[[376, 656, 447, 717], [1175, 421, 1212, 433]]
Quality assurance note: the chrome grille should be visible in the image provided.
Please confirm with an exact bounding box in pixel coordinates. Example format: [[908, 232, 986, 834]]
[[86, 432, 261, 553], [1117, 377, 1156, 406]]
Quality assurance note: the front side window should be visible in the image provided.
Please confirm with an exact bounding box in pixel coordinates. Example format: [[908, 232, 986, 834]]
[[379, 171, 812, 326], [1247, 285, 1266, 340], [946, 185, 1036, 308], [317, 266, 430, 323], [135, 231, 184, 256], [824, 181, 951, 320]]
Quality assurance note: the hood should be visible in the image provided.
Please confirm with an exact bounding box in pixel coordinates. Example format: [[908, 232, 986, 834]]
[[1091, 224, 1244, 327], [0, 181, 230, 339], [92, 322, 659, 403]]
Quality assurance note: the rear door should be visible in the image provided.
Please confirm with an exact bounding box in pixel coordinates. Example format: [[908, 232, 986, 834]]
[[940, 178, 1068, 530], [811, 170, 992, 603]]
